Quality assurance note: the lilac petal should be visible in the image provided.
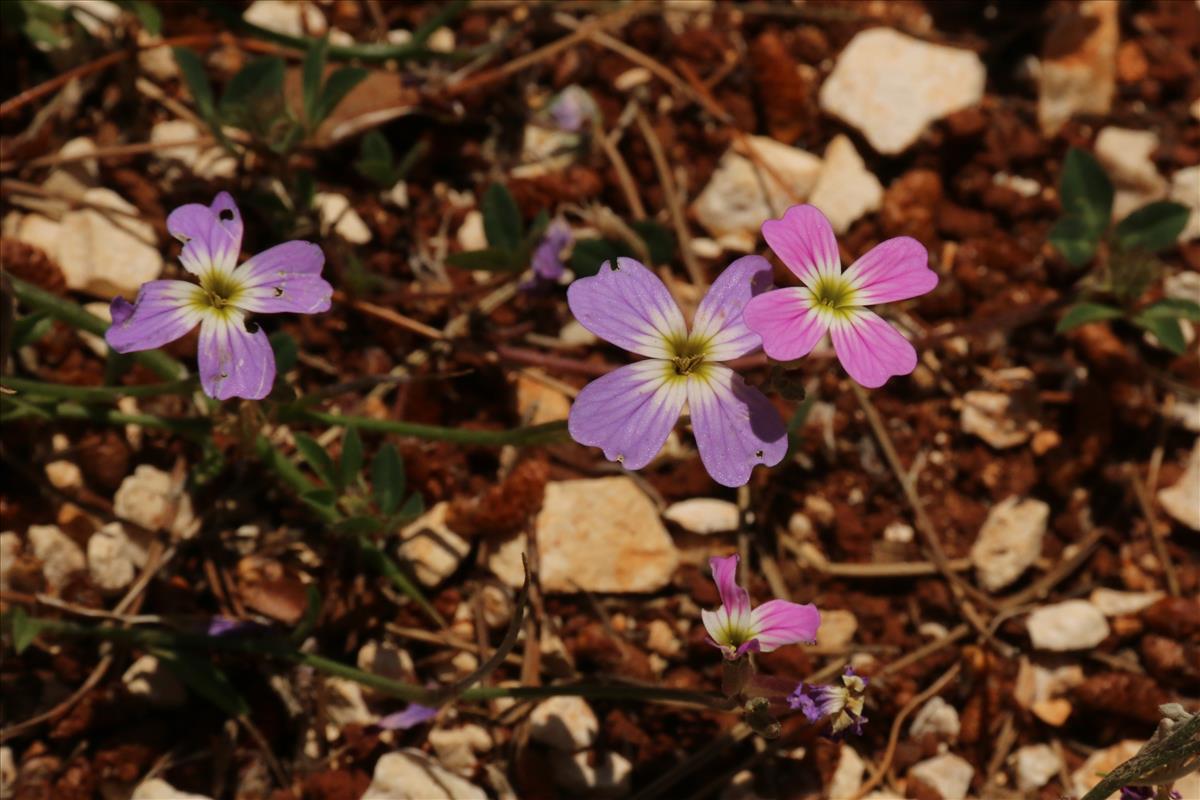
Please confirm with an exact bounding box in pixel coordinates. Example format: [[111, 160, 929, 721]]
[[566, 258, 687, 358], [830, 309, 918, 389], [234, 241, 332, 314], [166, 191, 244, 278], [749, 599, 821, 651], [197, 312, 275, 400], [709, 555, 751, 619], [691, 255, 774, 362], [841, 236, 937, 305], [742, 288, 831, 362], [789, 688, 823, 723], [567, 360, 687, 470], [531, 220, 571, 282], [761, 204, 840, 289], [105, 280, 202, 353], [687, 365, 787, 487], [377, 703, 438, 730]]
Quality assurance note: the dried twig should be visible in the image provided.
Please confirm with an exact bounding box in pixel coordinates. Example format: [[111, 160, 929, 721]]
[[1127, 466, 1181, 597], [634, 108, 705, 286]]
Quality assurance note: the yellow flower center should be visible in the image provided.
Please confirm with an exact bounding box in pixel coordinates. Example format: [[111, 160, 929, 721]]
[[810, 275, 858, 316]]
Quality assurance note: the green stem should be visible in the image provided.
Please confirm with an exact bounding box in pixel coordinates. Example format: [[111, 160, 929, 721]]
[[285, 408, 569, 447], [6, 402, 210, 439], [9, 277, 186, 381], [1, 376, 197, 402]]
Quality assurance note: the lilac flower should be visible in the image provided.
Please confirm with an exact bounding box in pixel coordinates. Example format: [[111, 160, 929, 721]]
[[743, 204, 938, 388], [546, 85, 597, 133], [701, 554, 820, 660], [376, 703, 438, 731], [530, 219, 571, 283], [105, 192, 331, 400], [566, 257, 787, 487], [789, 666, 868, 737]]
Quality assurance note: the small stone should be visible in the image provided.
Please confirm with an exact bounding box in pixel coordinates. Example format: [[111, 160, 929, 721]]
[[427, 27, 455, 53], [87, 522, 139, 594], [1158, 440, 1200, 531], [1031, 429, 1061, 455], [489, 478, 679, 593], [804, 496, 836, 528], [114, 464, 198, 540], [1012, 744, 1061, 791], [1088, 588, 1164, 617], [550, 750, 633, 796], [428, 724, 492, 776], [909, 696, 961, 740], [515, 126, 580, 178], [1032, 697, 1073, 726], [515, 374, 571, 425], [816, 609, 858, 649], [644, 619, 681, 657], [690, 237, 723, 259], [808, 135, 883, 233], [828, 745, 864, 800], [993, 172, 1042, 198], [1168, 166, 1200, 241], [961, 390, 1038, 449], [456, 210, 487, 251], [0, 746, 15, 800], [820, 29, 985, 155], [323, 677, 373, 729], [243, 0, 326, 37], [883, 522, 914, 544], [908, 753, 974, 800], [691, 136, 822, 252], [397, 502, 470, 586], [27, 524, 85, 590], [0, 533, 20, 592], [529, 696, 599, 751], [45, 459, 83, 492], [1069, 740, 1143, 800], [1037, 0, 1118, 136], [662, 498, 740, 534], [558, 319, 598, 347], [131, 779, 213, 800], [1095, 127, 1164, 195], [614, 67, 652, 92], [1027, 599, 1110, 650], [122, 654, 188, 708], [362, 750, 486, 800], [787, 512, 815, 539], [150, 119, 236, 181], [357, 640, 415, 683], [970, 496, 1048, 591], [315, 192, 371, 244]]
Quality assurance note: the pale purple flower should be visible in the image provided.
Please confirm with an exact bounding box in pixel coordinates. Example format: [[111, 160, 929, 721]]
[[788, 666, 868, 737], [105, 192, 331, 400], [546, 85, 597, 133], [530, 219, 571, 283], [376, 703, 438, 731], [566, 257, 787, 487], [743, 204, 938, 388], [701, 554, 820, 660]]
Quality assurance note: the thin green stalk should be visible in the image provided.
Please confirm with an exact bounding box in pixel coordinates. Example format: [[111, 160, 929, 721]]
[[4, 401, 211, 439], [8, 277, 186, 381], [286, 408, 569, 447], [1, 376, 197, 402]]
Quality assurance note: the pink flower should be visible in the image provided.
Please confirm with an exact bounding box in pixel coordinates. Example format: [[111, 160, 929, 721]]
[[742, 204, 937, 388], [701, 554, 820, 660]]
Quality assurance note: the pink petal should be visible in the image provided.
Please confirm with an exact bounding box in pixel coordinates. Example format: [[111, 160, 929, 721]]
[[830, 309, 918, 389], [687, 364, 787, 487], [167, 192, 244, 278], [567, 258, 687, 358], [567, 360, 687, 470], [234, 241, 332, 314], [197, 312, 275, 400], [105, 280, 202, 352], [761, 204, 840, 289], [749, 599, 821, 651], [709, 555, 750, 619], [841, 236, 937, 305], [691, 255, 774, 361], [742, 288, 831, 362]]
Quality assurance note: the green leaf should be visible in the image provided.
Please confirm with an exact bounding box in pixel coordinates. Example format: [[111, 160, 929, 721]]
[[115, 0, 160, 35], [10, 607, 44, 654], [482, 183, 522, 252], [340, 427, 363, 489], [172, 47, 217, 122], [569, 238, 624, 278], [630, 220, 676, 264], [1059, 147, 1113, 234], [526, 209, 551, 246], [1132, 313, 1187, 354], [300, 488, 338, 515], [301, 36, 328, 126], [154, 648, 250, 717], [396, 492, 424, 522], [312, 67, 368, 129], [357, 537, 444, 626], [1049, 215, 1101, 267], [291, 585, 322, 643], [332, 515, 383, 536], [355, 130, 396, 187], [1138, 298, 1200, 322], [1114, 201, 1190, 253], [1056, 302, 1124, 333], [371, 443, 405, 515], [269, 331, 299, 374], [220, 56, 286, 119], [11, 312, 53, 349], [295, 434, 340, 491], [446, 247, 523, 272]]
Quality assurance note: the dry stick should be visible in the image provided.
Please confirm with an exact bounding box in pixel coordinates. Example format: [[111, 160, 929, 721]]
[[0, 48, 128, 118], [2, 179, 148, 224], [496, 344, 614, 377], [0, 136, 216, 172], [332, 290, 446, 340], [852, 662, 963, 800], [1128, 467, 1181, 598], [875, 623, 970, 680], [782, 536, 972, 578], [996, 521, 1107, 610], [597, 118, 647, 221], [634, 108, 705, 287]]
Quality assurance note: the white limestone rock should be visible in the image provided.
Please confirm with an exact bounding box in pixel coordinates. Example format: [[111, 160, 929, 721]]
[[131, 779, 213, 800], [87, 522, 141, 594], [27, 524, 85, 590], [122, 654, 188, 708], [1027, 600, 1110, 651], [322, 677, 374, 729], [820, 29, 985, 155], [970, 496, 1048, 591], [150, 119, 236, 181], [1012, 743, 1061, 791], [0, 533, 21, 592], [1158, 440, 1200, 532], [1095, 126, 1168, 221], [529, 696, 599, 751], [816, 609, 858, 649], [662, 498, 740, 534], [1088, 588, 1164, 617], [315, 192, 372, 244], [909, 696, 960, 740], [1037, 0, 1119, 136], [1169, 166, 1200, 242], [550, 750, 633, 796], [362, 750, 486, 800], [1069, 740, 1143, 800], [397, 502, 470, 586], [243, 0, 325, 37], [908, 753, 974, 800], [456, 209, 487, 251], [0, 745, 15, 800], [114, 464, 197, 540], [428, 724, 492, 776], [808, 135, 883, 234], [828, 745, 865, 800]]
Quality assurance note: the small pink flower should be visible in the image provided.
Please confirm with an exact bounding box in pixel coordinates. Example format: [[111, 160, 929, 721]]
[[742, 204, 937, 388], [701, 554, 820, 660]]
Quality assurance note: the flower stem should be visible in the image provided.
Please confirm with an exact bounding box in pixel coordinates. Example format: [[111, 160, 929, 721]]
[[1, 376, 197, 402], [2, 401, 210, 440], [284, 407, 569, 447]]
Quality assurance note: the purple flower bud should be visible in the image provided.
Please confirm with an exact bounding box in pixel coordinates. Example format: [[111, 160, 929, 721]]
[[788, 666, 868, 737]]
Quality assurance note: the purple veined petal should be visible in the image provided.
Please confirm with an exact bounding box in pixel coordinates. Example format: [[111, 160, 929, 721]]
[[567, 360, 687, 470], [686, 365, 788, 488], [566, 258, 687, 358], [691, 255, 774, 362], [234, 241, 332, 314], [709, 554, 751, 619], [105, 280, 202, 353], [376, 703, 438, 731], [166, 191, 244, 278], [841, 236, 937, 306], [742, 288, 831, 362], [829, 309, 918, 389], [196, 311, 276, 400], [761, 204, 841, 289], [749, 599, 821, 652]]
